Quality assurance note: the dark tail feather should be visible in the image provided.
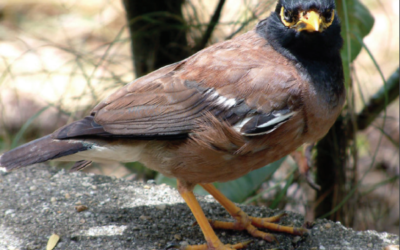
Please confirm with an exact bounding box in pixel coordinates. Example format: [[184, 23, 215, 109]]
[[0, 135, 91, 172]]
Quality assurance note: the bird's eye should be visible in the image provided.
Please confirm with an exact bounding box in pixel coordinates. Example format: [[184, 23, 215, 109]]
[[284, 9, 291, 21], [280, 7, 295, 26], [323, 9, 333, 22]]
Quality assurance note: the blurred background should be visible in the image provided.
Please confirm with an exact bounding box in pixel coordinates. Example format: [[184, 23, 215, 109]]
[[0, 0, 398, 236]]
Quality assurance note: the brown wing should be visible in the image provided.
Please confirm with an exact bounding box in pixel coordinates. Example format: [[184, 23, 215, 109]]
[[89, 67, 254, 137], [54, 30, 302, 140]]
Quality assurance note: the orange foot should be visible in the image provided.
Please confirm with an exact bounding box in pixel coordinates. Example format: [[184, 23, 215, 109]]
[[201, 184, 307, 243], [176, 181, 307, 250], [177, 182, 253, 250], [208, 212, 306, 243]]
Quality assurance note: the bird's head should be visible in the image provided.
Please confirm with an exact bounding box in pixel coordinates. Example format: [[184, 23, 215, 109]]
[[276, 0, 337, 33], [258, 0, 343, 60]]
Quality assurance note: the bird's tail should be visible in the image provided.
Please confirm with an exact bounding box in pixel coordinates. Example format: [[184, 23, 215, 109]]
[[0, 135, 91, 172]]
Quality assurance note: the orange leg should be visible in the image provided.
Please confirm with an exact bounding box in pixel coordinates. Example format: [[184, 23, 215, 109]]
[[177, 180, 251, 250], [200, 183, 307, 242]]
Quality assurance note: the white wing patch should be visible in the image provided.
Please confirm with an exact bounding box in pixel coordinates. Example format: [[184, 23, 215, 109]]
[[233, 117, 252, 132], [242, 125, 281, 136], [202, 88, 296, 137], [216, 95, 237, 108], [203, 87, 296, 137], [257, 111, 295, 128], [206, 88, 238, 108], [235, 110, 296, 136]]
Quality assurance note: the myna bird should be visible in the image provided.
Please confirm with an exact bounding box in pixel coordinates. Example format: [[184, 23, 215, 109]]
[[0, 0, 345, 249]]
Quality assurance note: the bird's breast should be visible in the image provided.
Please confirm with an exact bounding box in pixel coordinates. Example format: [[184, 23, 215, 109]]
[[301, 80, 345, 143]]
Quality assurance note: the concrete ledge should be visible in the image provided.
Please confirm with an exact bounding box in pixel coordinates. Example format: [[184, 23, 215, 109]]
[[1, 165, 398, 250]]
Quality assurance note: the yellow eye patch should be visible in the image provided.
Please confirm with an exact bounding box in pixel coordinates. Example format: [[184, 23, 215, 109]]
[[280, 7, 296, 27], [322, 10, 335, 29]]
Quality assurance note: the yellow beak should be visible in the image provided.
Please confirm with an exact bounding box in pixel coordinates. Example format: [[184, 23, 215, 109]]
[[296, 10, 322, 32]]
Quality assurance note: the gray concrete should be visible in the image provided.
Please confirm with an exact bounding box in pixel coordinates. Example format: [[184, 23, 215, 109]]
[[0, 165, 398, 250]]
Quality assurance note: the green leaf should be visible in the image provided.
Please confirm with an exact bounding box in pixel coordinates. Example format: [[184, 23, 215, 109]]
[[124, 161, 147, 172], [336, 0, 374, 83], [124, 161, 157, 180], [156, 157, 286, 203], [212, 157, 286, 203]]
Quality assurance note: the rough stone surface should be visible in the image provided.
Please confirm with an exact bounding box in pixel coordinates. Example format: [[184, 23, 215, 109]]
[[0, 165, 398, 250]]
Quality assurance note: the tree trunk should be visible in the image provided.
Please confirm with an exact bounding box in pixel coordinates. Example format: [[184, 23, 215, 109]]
[[315, 115, 354, 225], [123, 0, 188, 77]]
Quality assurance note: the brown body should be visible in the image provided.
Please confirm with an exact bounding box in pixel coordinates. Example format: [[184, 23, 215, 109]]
[[81, 30, 344, 185], [1, 29, 344, 188]]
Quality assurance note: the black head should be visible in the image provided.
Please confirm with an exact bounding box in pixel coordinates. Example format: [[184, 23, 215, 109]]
[[257, 0, 343, 61]]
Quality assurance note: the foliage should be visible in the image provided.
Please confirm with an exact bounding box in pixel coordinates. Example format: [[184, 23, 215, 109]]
[[337, 0, 374, 84]]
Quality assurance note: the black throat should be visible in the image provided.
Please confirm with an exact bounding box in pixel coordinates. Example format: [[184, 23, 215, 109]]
[[256, 12, 345, 107]]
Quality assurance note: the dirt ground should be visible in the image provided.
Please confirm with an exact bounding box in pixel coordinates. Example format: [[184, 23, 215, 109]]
[[1, 165, 398, 250]]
